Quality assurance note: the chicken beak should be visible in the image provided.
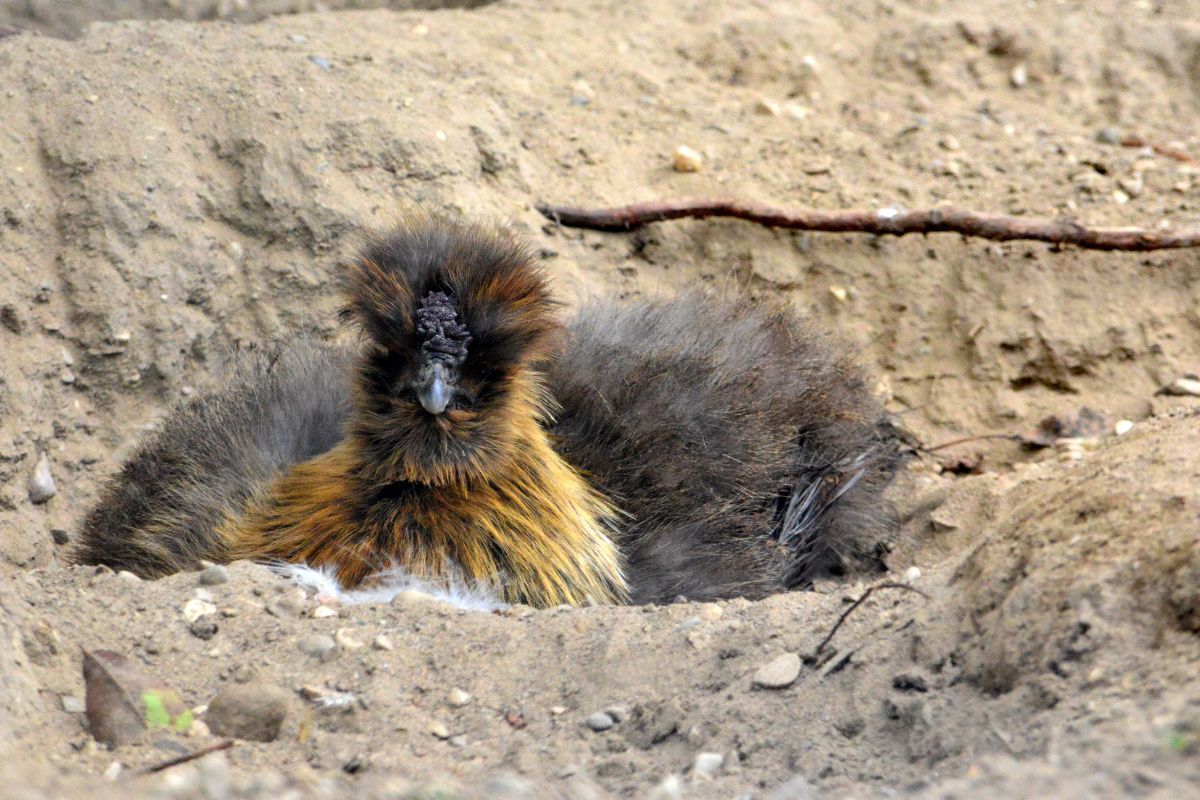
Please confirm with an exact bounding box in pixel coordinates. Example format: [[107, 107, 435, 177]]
[[417, 362, 452, 415]]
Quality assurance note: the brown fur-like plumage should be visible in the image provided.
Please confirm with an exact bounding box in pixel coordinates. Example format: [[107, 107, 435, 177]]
[[78, 215, 897, 606], [76, 339, 354, 577]]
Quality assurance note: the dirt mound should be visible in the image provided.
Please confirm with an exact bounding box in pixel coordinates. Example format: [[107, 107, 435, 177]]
[[952, 409, 1200, 696], [1, 0, 1199, 796]]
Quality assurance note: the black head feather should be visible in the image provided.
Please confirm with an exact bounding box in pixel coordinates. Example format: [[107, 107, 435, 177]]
[[416, 290, 472, 367], [341, 216, 559, 484]]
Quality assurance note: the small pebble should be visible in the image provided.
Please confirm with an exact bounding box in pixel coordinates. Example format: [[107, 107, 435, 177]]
[[1161, 376, 1200, 397], [267, 589, 307, 617], [342, 754, 369, 774], [373, 634, 394, 651], [50, 529, 70, 545], [335, 628, 365, 650], [206, 683, 291, 742], [429, 720, 450, 739], [231, 664, 256, 684], [199, 564, 229, 586], [570, 78, 595, 106], [117, 570, 142, 584], [646, 775, 684, 800], [447, 688, 472, 708], [753, 652, 802, 689], [312, 606, 338, 619], [1114, 419, 1134, 436], [27, 454, 56, 504], [1118, 175, 1144, 198], [297, 634, 338, 661], [903, 566, 922, 583], [1009, 62, 1028, 88], [308, 55, 332, 71], [691, 752, 724, 779], [829, 285, 849, 303], [183, 598, 218, 623], [755, 97, 782, 116], [697, 603, 723, 621], [585, 712, 615, 731], [1095, 127, 1121, 145], [189, 615, 219, 640], [672, 145, 703, 173], [61, 695, 85, 713]]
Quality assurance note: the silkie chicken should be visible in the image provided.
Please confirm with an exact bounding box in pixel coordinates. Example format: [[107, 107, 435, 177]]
[[79, 216, 898, 607]]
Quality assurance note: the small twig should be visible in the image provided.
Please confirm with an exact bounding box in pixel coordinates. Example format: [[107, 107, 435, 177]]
[[1120, 136, 1194, 163], [537, 199, 1200, 251], [814, 581, 929, 656], [137, 740, 234, 775], [921, 433, 1025, 454]]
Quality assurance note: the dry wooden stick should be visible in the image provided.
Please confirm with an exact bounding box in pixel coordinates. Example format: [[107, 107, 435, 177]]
[[921, 433, 1025, 453], [1120, 136, 1194, 163], [137, 739, 234, 775], [814, 581, 929, 656], [537, 199, 1200, 251]]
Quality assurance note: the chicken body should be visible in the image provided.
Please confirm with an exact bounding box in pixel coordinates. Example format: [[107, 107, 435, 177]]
[[79, 217, 897, 606]]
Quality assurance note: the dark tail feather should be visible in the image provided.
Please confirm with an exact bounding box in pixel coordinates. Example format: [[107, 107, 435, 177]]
[[778, 434, 900, 588]]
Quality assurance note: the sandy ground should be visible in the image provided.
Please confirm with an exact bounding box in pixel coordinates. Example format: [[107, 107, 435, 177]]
[[1, 0, 1199, 796]]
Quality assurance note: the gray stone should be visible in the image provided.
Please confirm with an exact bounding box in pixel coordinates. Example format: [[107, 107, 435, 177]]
[[205, 683, 291, 742], [297, 634, 338, 661], [1161, 376, 1200, 397], [753, 652, 802, 689], [27, 454, 56, 504], [585, 711, 614, 731], [199, 564, 230, 586], [692, 751, 724, 778], [625, 700, 683, 747], [188, 615, 219, 641], [267, 588, 307, 617]]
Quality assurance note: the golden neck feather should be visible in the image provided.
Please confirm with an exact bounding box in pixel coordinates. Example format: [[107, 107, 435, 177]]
[[221, 371, 628, 607]]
